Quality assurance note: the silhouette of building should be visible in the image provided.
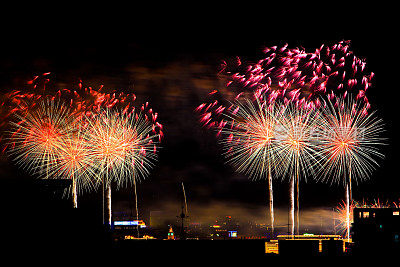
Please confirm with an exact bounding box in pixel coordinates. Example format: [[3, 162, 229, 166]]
[[2, 177, 107, 254], [352, 207, 400, 255], [276, 234, 343, 255]]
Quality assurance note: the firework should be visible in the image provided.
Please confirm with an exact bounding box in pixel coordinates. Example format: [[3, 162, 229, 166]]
[[334, 200, 356, 237], [196, 40, 374, 132], [219, 98, 282, 233], [335, 199, 392, 237], [3, 74, 163, 224], [212, 96, 323, 236], [196, 41, 375, 236], [46, 121, 99, 208], [318, 97, 385, 239], [221, 40, 373, 108], [7, 98, 99, 208], [83, 108, 160, 226], [274, 102, 321, 235], [8, 99, 72, 179], [370, 199, 391, 208], [0, 73, 147, 149]]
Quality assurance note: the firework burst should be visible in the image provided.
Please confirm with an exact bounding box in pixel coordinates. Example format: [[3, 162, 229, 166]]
[[219, 98, 283, 233], [3, 74, 163, 223], [196, 40, 374, 133], [220, 40, 373, 108], [317, 97, 385, 185], [318, 97, 385, 239], [334, 200, 356, 237], [7, 99, 73, 178], [274, 102, 321, 235], [0, 73, 149, 149], [335, 198, 392, 237], [220, 98, 282, 180], [47, 121, 99, 208], [83, 108, 160, 225], [219, 97, 321, 235], [7, 98, 100, 208], [195, 41, 376, 237]]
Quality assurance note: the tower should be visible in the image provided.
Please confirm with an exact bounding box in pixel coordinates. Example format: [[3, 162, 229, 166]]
[[167, 225, 175, 240]]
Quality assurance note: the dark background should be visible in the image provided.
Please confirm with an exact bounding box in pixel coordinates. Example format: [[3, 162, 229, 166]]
[[0, 4, 397, 248]]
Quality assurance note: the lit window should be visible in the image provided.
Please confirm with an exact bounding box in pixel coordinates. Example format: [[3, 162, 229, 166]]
[[393, 211, 400, 216], [363, 212, 369, 218]]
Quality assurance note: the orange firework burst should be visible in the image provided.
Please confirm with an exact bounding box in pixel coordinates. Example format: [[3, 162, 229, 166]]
[[335, 198, 392, 237], [219, 98, 283, 233], [220, 98, 282, 180], [0, 73, 153, 149], [334, 200, 357, 237], [318, 97, 385, 240], [7, 99, 72, 177], [274, 101, 321, 236], [7, 98, 99, 208], [3, 74, 164, 214], [220, 98, 321, 236], [317, 97, 385, 185], [84, 108, 159, 186], [83, 108, 160, 225], [47, 122, 99, 207]]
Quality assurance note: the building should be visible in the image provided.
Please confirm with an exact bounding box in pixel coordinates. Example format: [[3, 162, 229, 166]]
[[167, 225, 175, 240], [352, 207, 400, 255], [113, 220, 146, 229], [112, 220, 147, 240], [276, 234, 343, 255]]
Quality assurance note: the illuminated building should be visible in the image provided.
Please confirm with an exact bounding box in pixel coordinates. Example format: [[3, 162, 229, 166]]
[[228, 231, 237, 238], [113, 220, 146, 229], [352, 207, 400, 254], [167, 225, 175, 240], [276, 234, 343, 254], [277, 234, 342, 240], [124, 235, 156, 240], [112, 220, 147, 240]]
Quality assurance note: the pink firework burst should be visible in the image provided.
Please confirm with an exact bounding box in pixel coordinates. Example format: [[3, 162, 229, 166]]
[[196, 40, 374, 131]]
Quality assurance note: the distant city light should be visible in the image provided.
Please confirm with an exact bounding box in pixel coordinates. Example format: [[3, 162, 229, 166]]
[[114, 221, 139, 226], [228, 231, 238, 238], [114, 220, 146, 228]]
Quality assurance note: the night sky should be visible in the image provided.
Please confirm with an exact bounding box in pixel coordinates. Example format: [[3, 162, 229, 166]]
[[0, 6, 398, 234]]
